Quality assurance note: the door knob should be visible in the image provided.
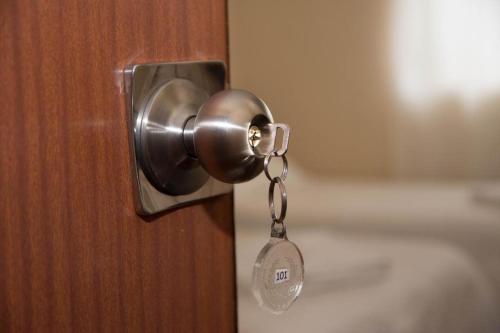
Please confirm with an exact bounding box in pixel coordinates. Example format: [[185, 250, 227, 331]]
[[186, 89, 289, 183], [125, 61, 289, 214]]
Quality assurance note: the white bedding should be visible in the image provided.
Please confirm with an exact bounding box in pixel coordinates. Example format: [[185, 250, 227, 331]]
[[236, 229, 499, 333]]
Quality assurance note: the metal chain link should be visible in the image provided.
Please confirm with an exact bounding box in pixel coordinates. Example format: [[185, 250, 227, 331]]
[[264, 154, 288, 181], [265, 151, 289, 239], [268, 176, 287, 223]]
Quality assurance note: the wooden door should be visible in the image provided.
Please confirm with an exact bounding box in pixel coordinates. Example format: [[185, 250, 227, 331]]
[[0, 1, 236, 332]]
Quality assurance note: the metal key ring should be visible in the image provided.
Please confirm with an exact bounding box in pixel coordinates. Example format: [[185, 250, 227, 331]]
[[264, 154, 288, 182], [268, 176, 287, 223]]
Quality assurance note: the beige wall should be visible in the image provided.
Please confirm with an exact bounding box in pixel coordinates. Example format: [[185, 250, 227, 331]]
[[228, 0, 500, 180]]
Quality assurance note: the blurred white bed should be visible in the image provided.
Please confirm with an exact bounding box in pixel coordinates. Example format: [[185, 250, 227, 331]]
[[235, 164, 500, 332]]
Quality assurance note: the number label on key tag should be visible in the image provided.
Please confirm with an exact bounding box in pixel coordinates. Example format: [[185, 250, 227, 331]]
[[274, 268, 289, 284]]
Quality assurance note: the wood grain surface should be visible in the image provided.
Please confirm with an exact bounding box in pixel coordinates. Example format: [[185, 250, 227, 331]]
[[0, 0, 236, 332]]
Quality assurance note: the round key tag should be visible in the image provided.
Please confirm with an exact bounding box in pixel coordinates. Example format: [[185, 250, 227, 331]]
[[252, 234, 304, 314]]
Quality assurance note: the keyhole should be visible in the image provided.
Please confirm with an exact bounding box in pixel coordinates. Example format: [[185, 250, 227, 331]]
[[248, 125, 262, 147]]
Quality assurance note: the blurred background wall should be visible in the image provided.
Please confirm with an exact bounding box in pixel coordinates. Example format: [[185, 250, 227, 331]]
[[228, 0, 500, 180], [230, 3, 500, 331]]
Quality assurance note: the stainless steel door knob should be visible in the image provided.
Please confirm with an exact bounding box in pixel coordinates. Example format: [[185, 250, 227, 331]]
[[125, 61, 289, 214], [189, 89, 275, 183]]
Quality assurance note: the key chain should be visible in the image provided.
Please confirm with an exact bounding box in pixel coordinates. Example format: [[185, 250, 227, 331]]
[[251, 124, 304, 314]]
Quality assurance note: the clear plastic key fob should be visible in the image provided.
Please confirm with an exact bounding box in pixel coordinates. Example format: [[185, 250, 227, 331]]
[[252, 223, 304, 314]]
